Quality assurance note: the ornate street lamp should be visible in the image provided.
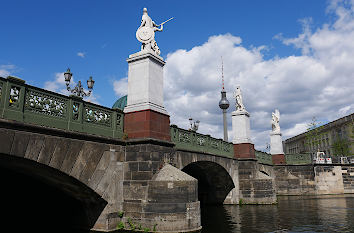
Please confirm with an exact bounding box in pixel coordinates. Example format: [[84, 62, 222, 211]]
[[189, 117, 200, 132], [64, 68, 95, 97]]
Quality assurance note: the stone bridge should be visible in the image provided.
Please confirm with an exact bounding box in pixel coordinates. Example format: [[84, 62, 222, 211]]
[[2, 76, 352, 233], [0, 118, 243, 232], [0, 76, 277, 232]]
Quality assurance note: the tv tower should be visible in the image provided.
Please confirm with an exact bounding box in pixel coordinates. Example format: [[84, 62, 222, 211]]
[[218, 57, 230, 141]]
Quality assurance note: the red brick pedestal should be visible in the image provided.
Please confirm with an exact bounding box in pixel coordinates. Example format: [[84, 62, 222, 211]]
[[124, 109, 171, 141], [233, 143, 255, 159], [272, 154, 286, 165]]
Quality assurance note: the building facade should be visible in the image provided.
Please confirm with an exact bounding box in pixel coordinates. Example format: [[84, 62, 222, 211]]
[[284, 113, 354, 157]]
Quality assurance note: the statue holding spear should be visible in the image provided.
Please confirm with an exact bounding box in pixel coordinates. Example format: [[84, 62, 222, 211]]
[[136, 8, 174, 56]]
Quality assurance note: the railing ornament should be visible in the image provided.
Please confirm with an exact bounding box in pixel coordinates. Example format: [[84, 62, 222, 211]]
[[0, 76, 124, 139], [170, 126, 234, 158]]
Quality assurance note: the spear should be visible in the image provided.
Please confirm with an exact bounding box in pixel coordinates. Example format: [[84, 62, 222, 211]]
[[158, 17, 174, 26]]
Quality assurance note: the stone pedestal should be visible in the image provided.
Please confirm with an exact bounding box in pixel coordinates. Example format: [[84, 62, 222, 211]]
[[272, 154, 286, 165], [124, 109, 171, 141], [233, 143, 255, 159], [124, 51, 170, 141], [232, 110, 255, 158], [270, 132, 285, 164]]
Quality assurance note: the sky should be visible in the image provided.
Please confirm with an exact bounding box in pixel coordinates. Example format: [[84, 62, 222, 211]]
[[1, 0, 354, 151]]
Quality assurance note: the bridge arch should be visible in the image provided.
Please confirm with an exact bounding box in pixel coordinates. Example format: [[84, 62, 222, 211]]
[[0, 153, 107, 231], [0, 126, 126, 231], [182, 161, 235, 205]]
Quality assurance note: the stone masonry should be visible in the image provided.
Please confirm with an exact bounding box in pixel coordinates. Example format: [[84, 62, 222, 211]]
[[238, 159, 277, 204], [341, 165, 354, 193], [1, 120, 242, 232]]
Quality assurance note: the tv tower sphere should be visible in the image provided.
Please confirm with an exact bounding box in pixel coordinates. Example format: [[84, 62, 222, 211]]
[[219, 91, 230, 109]]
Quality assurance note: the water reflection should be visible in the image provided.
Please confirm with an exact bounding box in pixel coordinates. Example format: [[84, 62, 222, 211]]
[[201, 195, 354, 233]]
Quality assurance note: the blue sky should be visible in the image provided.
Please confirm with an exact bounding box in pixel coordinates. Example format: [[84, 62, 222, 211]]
[[1, 0, 328, 106], [1, 0, 354, 151]]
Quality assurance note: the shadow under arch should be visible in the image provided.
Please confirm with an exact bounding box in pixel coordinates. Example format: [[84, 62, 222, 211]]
[[0, 153, 107, 232], [182, 161, 235, 205]]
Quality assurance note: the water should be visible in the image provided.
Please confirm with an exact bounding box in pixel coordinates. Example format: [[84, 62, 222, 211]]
[[201, 194, 354, 233]]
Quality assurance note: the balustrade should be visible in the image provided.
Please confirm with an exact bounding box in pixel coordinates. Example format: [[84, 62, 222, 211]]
[[170, 125, 234, 158], [0, 76, 124, 139]]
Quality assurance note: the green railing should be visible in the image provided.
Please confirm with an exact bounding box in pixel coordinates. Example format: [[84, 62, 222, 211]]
[[255, 151, 273, 165], [170, 125, 234, 158], [0, 76, 124, 139], [285, 153, 312, 165]]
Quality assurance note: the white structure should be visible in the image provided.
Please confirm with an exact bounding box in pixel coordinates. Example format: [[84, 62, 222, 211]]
[[271, 109, 280, 133], [233, 86, 245, 112], [270, 109, 284, 155], [124, 51, 168, 115], [231, 86, 252, 144], [124, 8, 171, 115]]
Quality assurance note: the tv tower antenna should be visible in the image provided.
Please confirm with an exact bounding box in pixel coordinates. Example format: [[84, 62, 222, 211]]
[[222, 57, 225, 90], [218, 56, 230, 141]]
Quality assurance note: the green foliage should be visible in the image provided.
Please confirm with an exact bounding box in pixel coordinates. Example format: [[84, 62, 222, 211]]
[[116, 221, 125, 230], [115, 216, 157, 232], [305, 117, 326, 152], [332, 137, 350, 156], [239, 198, 244, 205], [118, 211, 124, 218], [127, 217, 136, 230]]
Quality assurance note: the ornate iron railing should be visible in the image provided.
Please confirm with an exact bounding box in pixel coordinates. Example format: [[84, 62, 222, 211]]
[[255, 151, 273, 165], [0, 76, 124, 139], [170, 125, 234, 158], [285, 153, 312, 165]]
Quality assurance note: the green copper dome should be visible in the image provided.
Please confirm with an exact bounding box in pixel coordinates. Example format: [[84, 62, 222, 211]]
[[112, 95, 127, 110]]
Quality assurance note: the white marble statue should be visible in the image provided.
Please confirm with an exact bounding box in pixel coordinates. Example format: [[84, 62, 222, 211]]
[[136, 8, 173, 56], [271, 109, 281, 133], [233, 86, 246, 111]]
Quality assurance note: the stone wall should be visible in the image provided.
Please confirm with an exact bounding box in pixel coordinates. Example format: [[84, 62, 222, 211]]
[[118, 143, 201, 232], [274, 165, 316, 195], [342, 165, 354, 193], [273, 165, 353, 196], [314, 166, 344, 194], [238, 159, 277, 204]]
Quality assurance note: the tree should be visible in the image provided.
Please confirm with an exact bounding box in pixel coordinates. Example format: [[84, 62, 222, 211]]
[[332, 137, 350, 156], [304, 117, 325, 154], [331, 122, 353, 157]]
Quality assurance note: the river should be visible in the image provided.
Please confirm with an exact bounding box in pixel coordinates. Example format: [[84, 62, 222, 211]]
[[201, 194, 354, 233]]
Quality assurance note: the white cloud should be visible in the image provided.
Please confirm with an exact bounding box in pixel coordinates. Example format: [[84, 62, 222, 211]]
[[283, 123, 308, 138], [44, 72, 70, 94], [161, 0, 354, 151], [0, 64, 16, 77], [275, 18, 314, 55], [77, 52, 85, 58], [113, 77, 128, 97]]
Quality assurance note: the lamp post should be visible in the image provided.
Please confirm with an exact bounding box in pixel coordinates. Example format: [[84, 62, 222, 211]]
[[189, 117, 200, 132], [64, 68, 95, 97]]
